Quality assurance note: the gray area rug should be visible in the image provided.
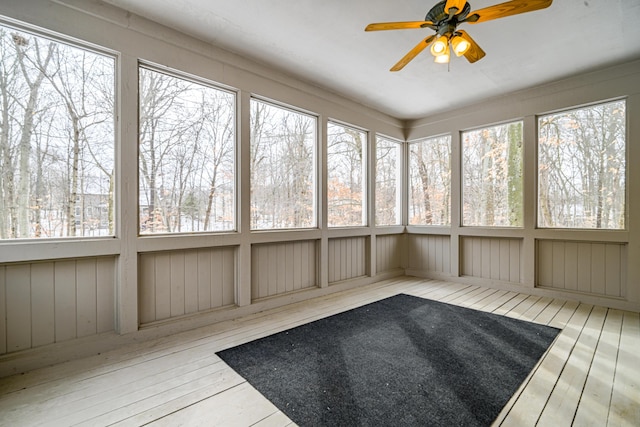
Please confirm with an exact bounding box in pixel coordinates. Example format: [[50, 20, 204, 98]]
[[217, 293, 560, 426]]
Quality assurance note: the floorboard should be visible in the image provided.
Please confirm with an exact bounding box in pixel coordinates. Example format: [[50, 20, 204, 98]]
[[0, 277, 638, 426]]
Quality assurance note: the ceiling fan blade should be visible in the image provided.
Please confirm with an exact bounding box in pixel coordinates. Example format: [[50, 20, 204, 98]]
[[457, 30, 486, 63], [365, 21, 433, 31], [444, 0, 468, 15], [390, 35, 436, 71], [466, 0, 552, 24]]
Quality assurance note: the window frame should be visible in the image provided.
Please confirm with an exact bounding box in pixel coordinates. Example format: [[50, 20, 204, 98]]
[[326, 119, 368, 228], [137, 62, 238, 236], [461, 120, 525, 228], [407, 134, 452, 227], [249, 96, 319, 231], [375, 134, 403, 227], [0, 17, 119, 242], [535, 98, 627, 231]]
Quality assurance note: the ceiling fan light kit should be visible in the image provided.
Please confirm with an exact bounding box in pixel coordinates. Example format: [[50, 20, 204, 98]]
[[365, 0, 553, 71]]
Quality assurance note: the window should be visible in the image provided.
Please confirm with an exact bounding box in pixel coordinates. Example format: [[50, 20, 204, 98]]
[[375, 136, 402, 226], [408, 136, 451, 226], [139, 66, 235, 234], [0, 24, 115, 239], [538, 100, 626, 229], [462, 121, 523, 227], [327, 122, 366, 227], [250, 99, 316, 230]]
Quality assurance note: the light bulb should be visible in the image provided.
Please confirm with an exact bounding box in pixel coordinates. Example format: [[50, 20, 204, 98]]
[[430, 36, 448, 56], [451, 35, 470, 56], [434, 53, 450, 64]]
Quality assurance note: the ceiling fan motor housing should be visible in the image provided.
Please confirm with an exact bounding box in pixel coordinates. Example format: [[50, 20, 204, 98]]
[[427, 0, 472, 36]]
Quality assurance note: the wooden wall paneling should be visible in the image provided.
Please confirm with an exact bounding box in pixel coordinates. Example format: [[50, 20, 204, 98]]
[[155, 252, 171, 320], [434, 236, 443, 273], [356, 237, 363, 277], [340, 238, 347, 280], [472, 238, 482, 277], [376, 235, 402, 273], [293, 242, 303, 291], [481, 238, 491, 279], [490, 239, 501, 280], [170, 252, 186, 318], [197, 249, 211, 311], [590, 243, 606, 295], [461, 237, 472, 276], [0, 266, 5, 354], [537, 240, 552, 287], [443, 237, 451, 273], [96, 257, 115, 333], [605, 244, 622, 298], [76, 258, 98, 338], [308, 240, 317, 288], [376, 236, 385, 272], [499, 239, 511, 281], [277, 243, 286, 295], [250, 244, 260, 299], [138, 254, 156, 324], [564, 242, 579, 291], [408, 236, 417, 270], [210, 249, 224, 309], [5, 264, 31, 352], [183, 250, 199, 315], [509, 239, 521, 283], [552, 241, 566, 289], [54, 260, 77, 342], [267, 244, 278, 297], [30, 262, 55, 347], [428, 236, 436, 271], [221, 247, 235, 306], [577, 243, 592, 294], [328, 239, 336, 283]]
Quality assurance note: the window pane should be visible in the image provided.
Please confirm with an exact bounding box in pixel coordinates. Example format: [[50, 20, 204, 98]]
[[375, 136, 401, 226], [462, 122, 523, 227], [327, 122, 366, 227], [408, 136, 451, 226], [538, 100, 625, 229], [0, 25, 115, 239], [139, 67, 235, 234], [250, 99, 316, 230]]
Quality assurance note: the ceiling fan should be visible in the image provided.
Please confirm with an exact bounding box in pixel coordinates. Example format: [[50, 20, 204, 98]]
[[365, 0, 552, 71]]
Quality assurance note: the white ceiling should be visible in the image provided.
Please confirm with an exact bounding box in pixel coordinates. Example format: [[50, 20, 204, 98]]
[[103, 0, 640, 120]]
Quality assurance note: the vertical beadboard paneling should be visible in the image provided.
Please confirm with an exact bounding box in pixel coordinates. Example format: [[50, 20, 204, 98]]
[[536, 240, 626, 298], [197, 250, 212, 312], [376, 234, 402, 273], [222, 247, 235, 306], [5, 264, 31, 352], [138, 254, 156, 324], [407, 234, 451, 274], [1, 257, 116, 355], [170, 252, 186, 318], [328, 237, 366, 283], [30, 262, 55, 347], [138, 247, 237, 325], [184, 251, 199, 315], [460, 237, 522, 284], [96, 257, 115, 334], [76, 258, 98, 338], [54, 260, 77, 342], [252, 240, 317, 299]]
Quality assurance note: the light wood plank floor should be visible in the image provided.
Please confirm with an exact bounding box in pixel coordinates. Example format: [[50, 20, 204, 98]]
[[1, 277, 638, 426]]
